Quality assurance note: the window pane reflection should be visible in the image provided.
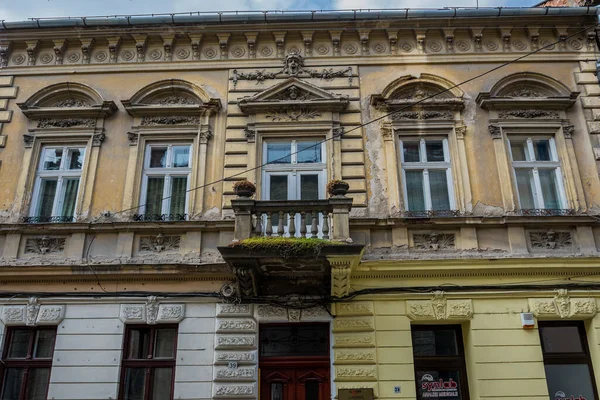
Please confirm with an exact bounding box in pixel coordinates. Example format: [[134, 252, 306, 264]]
[[297, 142, 322, 163], [267, 143, 292, 164]]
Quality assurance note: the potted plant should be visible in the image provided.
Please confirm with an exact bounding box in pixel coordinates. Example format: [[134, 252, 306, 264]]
[[327, 180, 349, 197], [233, 180, 256, 198]]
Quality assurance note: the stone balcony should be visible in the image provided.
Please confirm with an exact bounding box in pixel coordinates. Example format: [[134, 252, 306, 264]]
[[218, 194, 364, 300]]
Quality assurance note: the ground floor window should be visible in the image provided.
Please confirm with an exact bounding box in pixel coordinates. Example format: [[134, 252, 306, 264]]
[[411, 325, 469, 400], [0, 326, 57, 400], [539, 321, 598, 400]]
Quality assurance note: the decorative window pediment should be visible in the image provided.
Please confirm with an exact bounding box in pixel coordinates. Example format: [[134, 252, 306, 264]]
[[121, 79, 221, 119], [238, 77, 349, 115], [17, 82, 117, 121], [371, 74, 464, 115], [477, 72, 579, 111]]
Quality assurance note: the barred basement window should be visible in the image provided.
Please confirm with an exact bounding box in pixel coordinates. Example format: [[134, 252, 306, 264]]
[[139, 144, 191, 221], [412, 325, 470, 400], [539, 321, 599, 400], [400, 138, 455, 212], [28, 146, 86, 223], [0, 327, 57, 400], [119, 325, 178, 400]]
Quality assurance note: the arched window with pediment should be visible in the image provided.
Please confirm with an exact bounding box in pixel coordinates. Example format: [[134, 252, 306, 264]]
[[477, 72, 584, 214], [371, 74, 472, 217], [16, 82, 117, 223], [120, 79, 221, 221]]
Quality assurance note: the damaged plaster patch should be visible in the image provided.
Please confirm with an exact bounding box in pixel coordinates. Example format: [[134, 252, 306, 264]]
[[472, 201, 505, 217], [201, 207, 221, 221], [363, 97, 388, 218]]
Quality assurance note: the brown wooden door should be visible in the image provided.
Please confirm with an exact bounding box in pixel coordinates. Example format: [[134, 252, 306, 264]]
[[260, 367, 330, 400]]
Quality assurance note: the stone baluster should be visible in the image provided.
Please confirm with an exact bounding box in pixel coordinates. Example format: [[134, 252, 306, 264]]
[[266, 213, 273, 237], [289, 211, 296, 237], [277, 211, 285, 236], [322, 211, 330, 239], [300, 211, 307, 238], [254, 212, 263, 236], [311, 211, 318, 238]]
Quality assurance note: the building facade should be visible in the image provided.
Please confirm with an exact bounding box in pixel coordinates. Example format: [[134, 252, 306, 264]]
[[0, 7, 599, 400]]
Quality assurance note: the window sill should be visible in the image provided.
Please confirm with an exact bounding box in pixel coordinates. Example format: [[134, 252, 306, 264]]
[[132, 214, 188, 222], [23, 216, 75, 223], [515, 209, 575, 217]]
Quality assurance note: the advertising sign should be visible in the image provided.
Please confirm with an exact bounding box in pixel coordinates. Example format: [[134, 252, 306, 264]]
[[338, 388, 375, 400], [416, 371, 461, 400]]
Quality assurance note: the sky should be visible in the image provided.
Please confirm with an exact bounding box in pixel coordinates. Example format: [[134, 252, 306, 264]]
[[0, 0, 535, 22]]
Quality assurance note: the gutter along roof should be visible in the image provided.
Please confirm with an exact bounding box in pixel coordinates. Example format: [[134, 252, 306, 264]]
[[1, 7, 598, 30]]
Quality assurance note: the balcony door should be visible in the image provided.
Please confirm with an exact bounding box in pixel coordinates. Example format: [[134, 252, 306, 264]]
[[262, 140, 326, 236], [259, 324, 331, 400]]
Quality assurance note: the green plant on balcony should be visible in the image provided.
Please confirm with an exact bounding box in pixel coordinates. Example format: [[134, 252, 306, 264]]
[[229, 236, 345, 258]]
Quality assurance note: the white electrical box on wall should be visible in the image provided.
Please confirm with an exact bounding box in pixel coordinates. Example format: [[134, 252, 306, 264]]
[[521, 312, 535, 329]]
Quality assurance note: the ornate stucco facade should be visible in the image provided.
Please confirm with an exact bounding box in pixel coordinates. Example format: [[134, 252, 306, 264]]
[[0, 7, 600, 400]]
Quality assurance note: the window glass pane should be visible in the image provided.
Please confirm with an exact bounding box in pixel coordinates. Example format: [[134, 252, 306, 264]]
[[151, 368, 173, 400], [297, 142, 322, 164], [33, 329, 56, 359], [260, 324, 329, 357], [540, 325, 583, 353], [8, 329, 33, 358], [267, 143, 292, 164], [510, 141, 529, 161], [425, 141, 445, 162], [429, 170, 450, 210], [169, 177, 187, 216], [403, 142, 421, 162], [300, 175, 319, 200], [149, 147, 167, 168], [37, 179, 58, 218], [412, 329, 458, 357], [154, 328, 177, 358], [124, 368, 146, 400], [544, 364, 596, 400], [271, 383, 284, 400], [172, 146, 190, 168], [61, 178, 80, 218], [533, 139, 552, 161], [305, 381, 319, 400], [416, 370, 462, 400], [515, 169, 536, 209], [26, 368, 51, 400], [269, 176, 288, 201], [42, 148, 63, 170], [127, 328, 151, 359], [145, 177, 165, 216], [539, 169, 561, 209], [2, 368, 24, 400], [405, 170, 425, 211], [67, 148, 84, 170]]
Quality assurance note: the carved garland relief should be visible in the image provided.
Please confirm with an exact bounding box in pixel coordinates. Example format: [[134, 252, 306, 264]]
[[529, 289, 596, 319], [119, 296, 185, 324], [1, 297, 65, 326], [407, 291, 474, 321]]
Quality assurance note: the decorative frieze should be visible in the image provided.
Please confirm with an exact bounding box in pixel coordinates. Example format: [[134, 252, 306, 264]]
[[24, 236, 66, 255], [413, 233, 455, 251], [300, 306, 330, 320], [265, 108, 321, 122], [407, 292, 474, 321], [140, 116, 200, 126], [139, 233, 181, 253], [529, 289, 596, 319], [215, 367, 257, 381], [498, 109, 560, 119], [216, 335, 256, 349], [391, 110, 453, 120], [336, 302, 374, 317], [215, 351, 257, 364], [217, 319, 257, 333], [334, 349, 376, 364], [119, 298, 185, 324], [528, 230, 573, 251], [217, 304, 253, 317], [333, 317, 375, 332], [335, 366, 377, 381], [214, 384, 255, 398], [334, 333, 375, 348], [1, 298, 65, 326], [37, 118, 95, 128], [256, 305, 286, 319]]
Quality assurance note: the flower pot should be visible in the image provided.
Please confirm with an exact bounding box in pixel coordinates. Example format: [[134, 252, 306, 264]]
[[328, 181, 349, 197]]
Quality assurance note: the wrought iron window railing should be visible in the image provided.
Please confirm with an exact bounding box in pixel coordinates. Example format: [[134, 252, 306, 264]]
[[132, 213, 188, 222], [22, 216, 75, 223], [516, 209, 575, 217], [402, 210, 462, 218]]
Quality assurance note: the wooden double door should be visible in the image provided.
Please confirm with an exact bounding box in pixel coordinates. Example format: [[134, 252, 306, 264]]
[[259, 323, 331, 400], [260, 364, 330, 400]]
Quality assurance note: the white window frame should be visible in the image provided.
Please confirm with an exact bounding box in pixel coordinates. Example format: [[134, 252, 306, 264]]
[[508, 136, 567, 210], [261, 140, 327, 201], [139, 143, 193, 218], [29, 146, 87, 220], [399, 137, 456, 211]]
